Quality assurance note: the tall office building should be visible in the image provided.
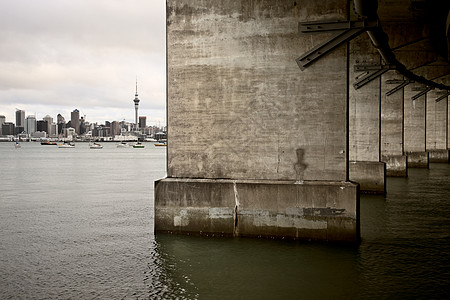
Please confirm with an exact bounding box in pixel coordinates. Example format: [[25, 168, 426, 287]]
[[25, 115, 36, 135], [139, 116, 146, 129], [57, 114, 65, 124], [15, 109, 25, 127], [133, 80, 140, 130], [71, 109, 80, 135], [111, 121, 120, 136], [43, 115, 53, 134], [0, 115, 5, 135]]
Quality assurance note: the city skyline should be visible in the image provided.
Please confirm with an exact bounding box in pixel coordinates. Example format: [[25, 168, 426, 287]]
[[0, 0, 166, 126]]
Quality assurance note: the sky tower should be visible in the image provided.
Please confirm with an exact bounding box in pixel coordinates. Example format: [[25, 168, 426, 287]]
[[133, 78, 140, 130]]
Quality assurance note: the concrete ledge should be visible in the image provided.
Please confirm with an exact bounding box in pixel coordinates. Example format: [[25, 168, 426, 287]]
[[428, 150, 449, 163], [155, 178, 360, 243], [406, 152, 429, 168], [382, 155, 408, 177], [349, 161, 385, 195]]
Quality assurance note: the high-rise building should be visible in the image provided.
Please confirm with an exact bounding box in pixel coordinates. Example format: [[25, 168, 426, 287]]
[[37, 120, 48, 133], [25, 115, 37, 135], [111, 121, 120, 136], [49, 123, 58, 137], [139, 116, 146, 129], [71, 109, 80, 135], [57, 114, 65, 124], [133, 80, 140, 130], [43, 115, 53, 134], [15, 110, 25, 127], [0, 115, 5, 135]]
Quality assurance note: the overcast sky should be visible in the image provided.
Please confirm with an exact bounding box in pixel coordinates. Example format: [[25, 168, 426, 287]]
[[0, 0, 166, 126]]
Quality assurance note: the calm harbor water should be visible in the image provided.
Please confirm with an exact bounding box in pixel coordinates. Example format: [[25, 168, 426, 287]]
[[0, 142, 449, 299]]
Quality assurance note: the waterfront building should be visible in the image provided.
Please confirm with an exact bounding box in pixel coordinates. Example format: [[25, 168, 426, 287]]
[[111, 121, 120, 136], [2, 122, 15, 136], [15, 110, 25, 128], [32, 131, 47, 139], [64, 127, 76, 139], [71, 109, 80, 135], [133, 80, 140, 130], [49, 123, 58, 137], [25, 115, 37, 135]]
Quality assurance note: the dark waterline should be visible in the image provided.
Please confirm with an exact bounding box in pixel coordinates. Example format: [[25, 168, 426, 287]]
[[0, 142, 449, 299]]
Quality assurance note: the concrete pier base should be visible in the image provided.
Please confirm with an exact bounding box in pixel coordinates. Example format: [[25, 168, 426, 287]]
[[155, 178, 360, 243], [428, 150, 449, 163], [406, 152, 429, 168], [349, 161, 385, 195], [383, 155, 408, 177]]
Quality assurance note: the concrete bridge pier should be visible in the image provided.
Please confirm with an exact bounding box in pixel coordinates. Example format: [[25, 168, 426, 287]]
[[427, 91, 449, 163], [156, 0, 359, 243], [404, 83, 429, 168], [381, 71, 408, 176], [349, 34, 386, 194]]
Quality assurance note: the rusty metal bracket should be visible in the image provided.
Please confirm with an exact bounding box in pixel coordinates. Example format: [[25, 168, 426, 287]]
[[296, 19, 378, 70], [435, 92, 450, 102], [386, 79, 414, 96], [411, 86, 434, 100], [353, 64, 395, 89]]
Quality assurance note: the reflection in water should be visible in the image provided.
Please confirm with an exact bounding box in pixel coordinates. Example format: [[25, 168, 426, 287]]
[[146, 237, 199, 299]]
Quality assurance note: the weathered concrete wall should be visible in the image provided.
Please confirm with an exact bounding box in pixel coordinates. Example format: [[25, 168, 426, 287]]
[[380, 71, 407, 175], [155, 178, 359, 242], [404, 83, 428, 167], [166, 0, 348, 182]]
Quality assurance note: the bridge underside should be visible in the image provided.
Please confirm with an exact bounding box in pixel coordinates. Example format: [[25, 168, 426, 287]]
[[156, 0, 450, 242]]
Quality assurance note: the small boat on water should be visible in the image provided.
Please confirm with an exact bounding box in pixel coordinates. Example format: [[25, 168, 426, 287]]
[[41, 141, 57, 146], [117, 142, 131, 148], [89, 142, 103, 149], [133, 142, 145, 148], [14, 141, 21, 148], [154, 141, 167, 147], [58, 142, 75, 148]]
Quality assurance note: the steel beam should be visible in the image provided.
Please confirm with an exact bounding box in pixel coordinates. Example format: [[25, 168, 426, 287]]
[[411, 87, 434, 100], [386, 80, 414, 96], [296, 20, 377, 70], [435, 92, 450, 102], [353, 64, 395, 90]]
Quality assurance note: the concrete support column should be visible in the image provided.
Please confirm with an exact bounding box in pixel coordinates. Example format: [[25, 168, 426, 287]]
[[349, 34, 385, 194], [404, 83, 429, 168], [427, 91, 449, 162], [157, 0, 359, 242], [381, 71, 407, 176]]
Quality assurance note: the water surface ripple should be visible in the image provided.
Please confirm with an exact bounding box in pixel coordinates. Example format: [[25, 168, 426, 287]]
[[0, 142, 448, 299]]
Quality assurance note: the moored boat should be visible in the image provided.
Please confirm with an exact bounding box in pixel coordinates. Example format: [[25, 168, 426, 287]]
[[117, 142, 131, 148], [58, 142, 75, 148], [41, 141, 57, 145], [154, 141, 167, 147], [89, 142, 103, 149], [133, 142, 144, 148]]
